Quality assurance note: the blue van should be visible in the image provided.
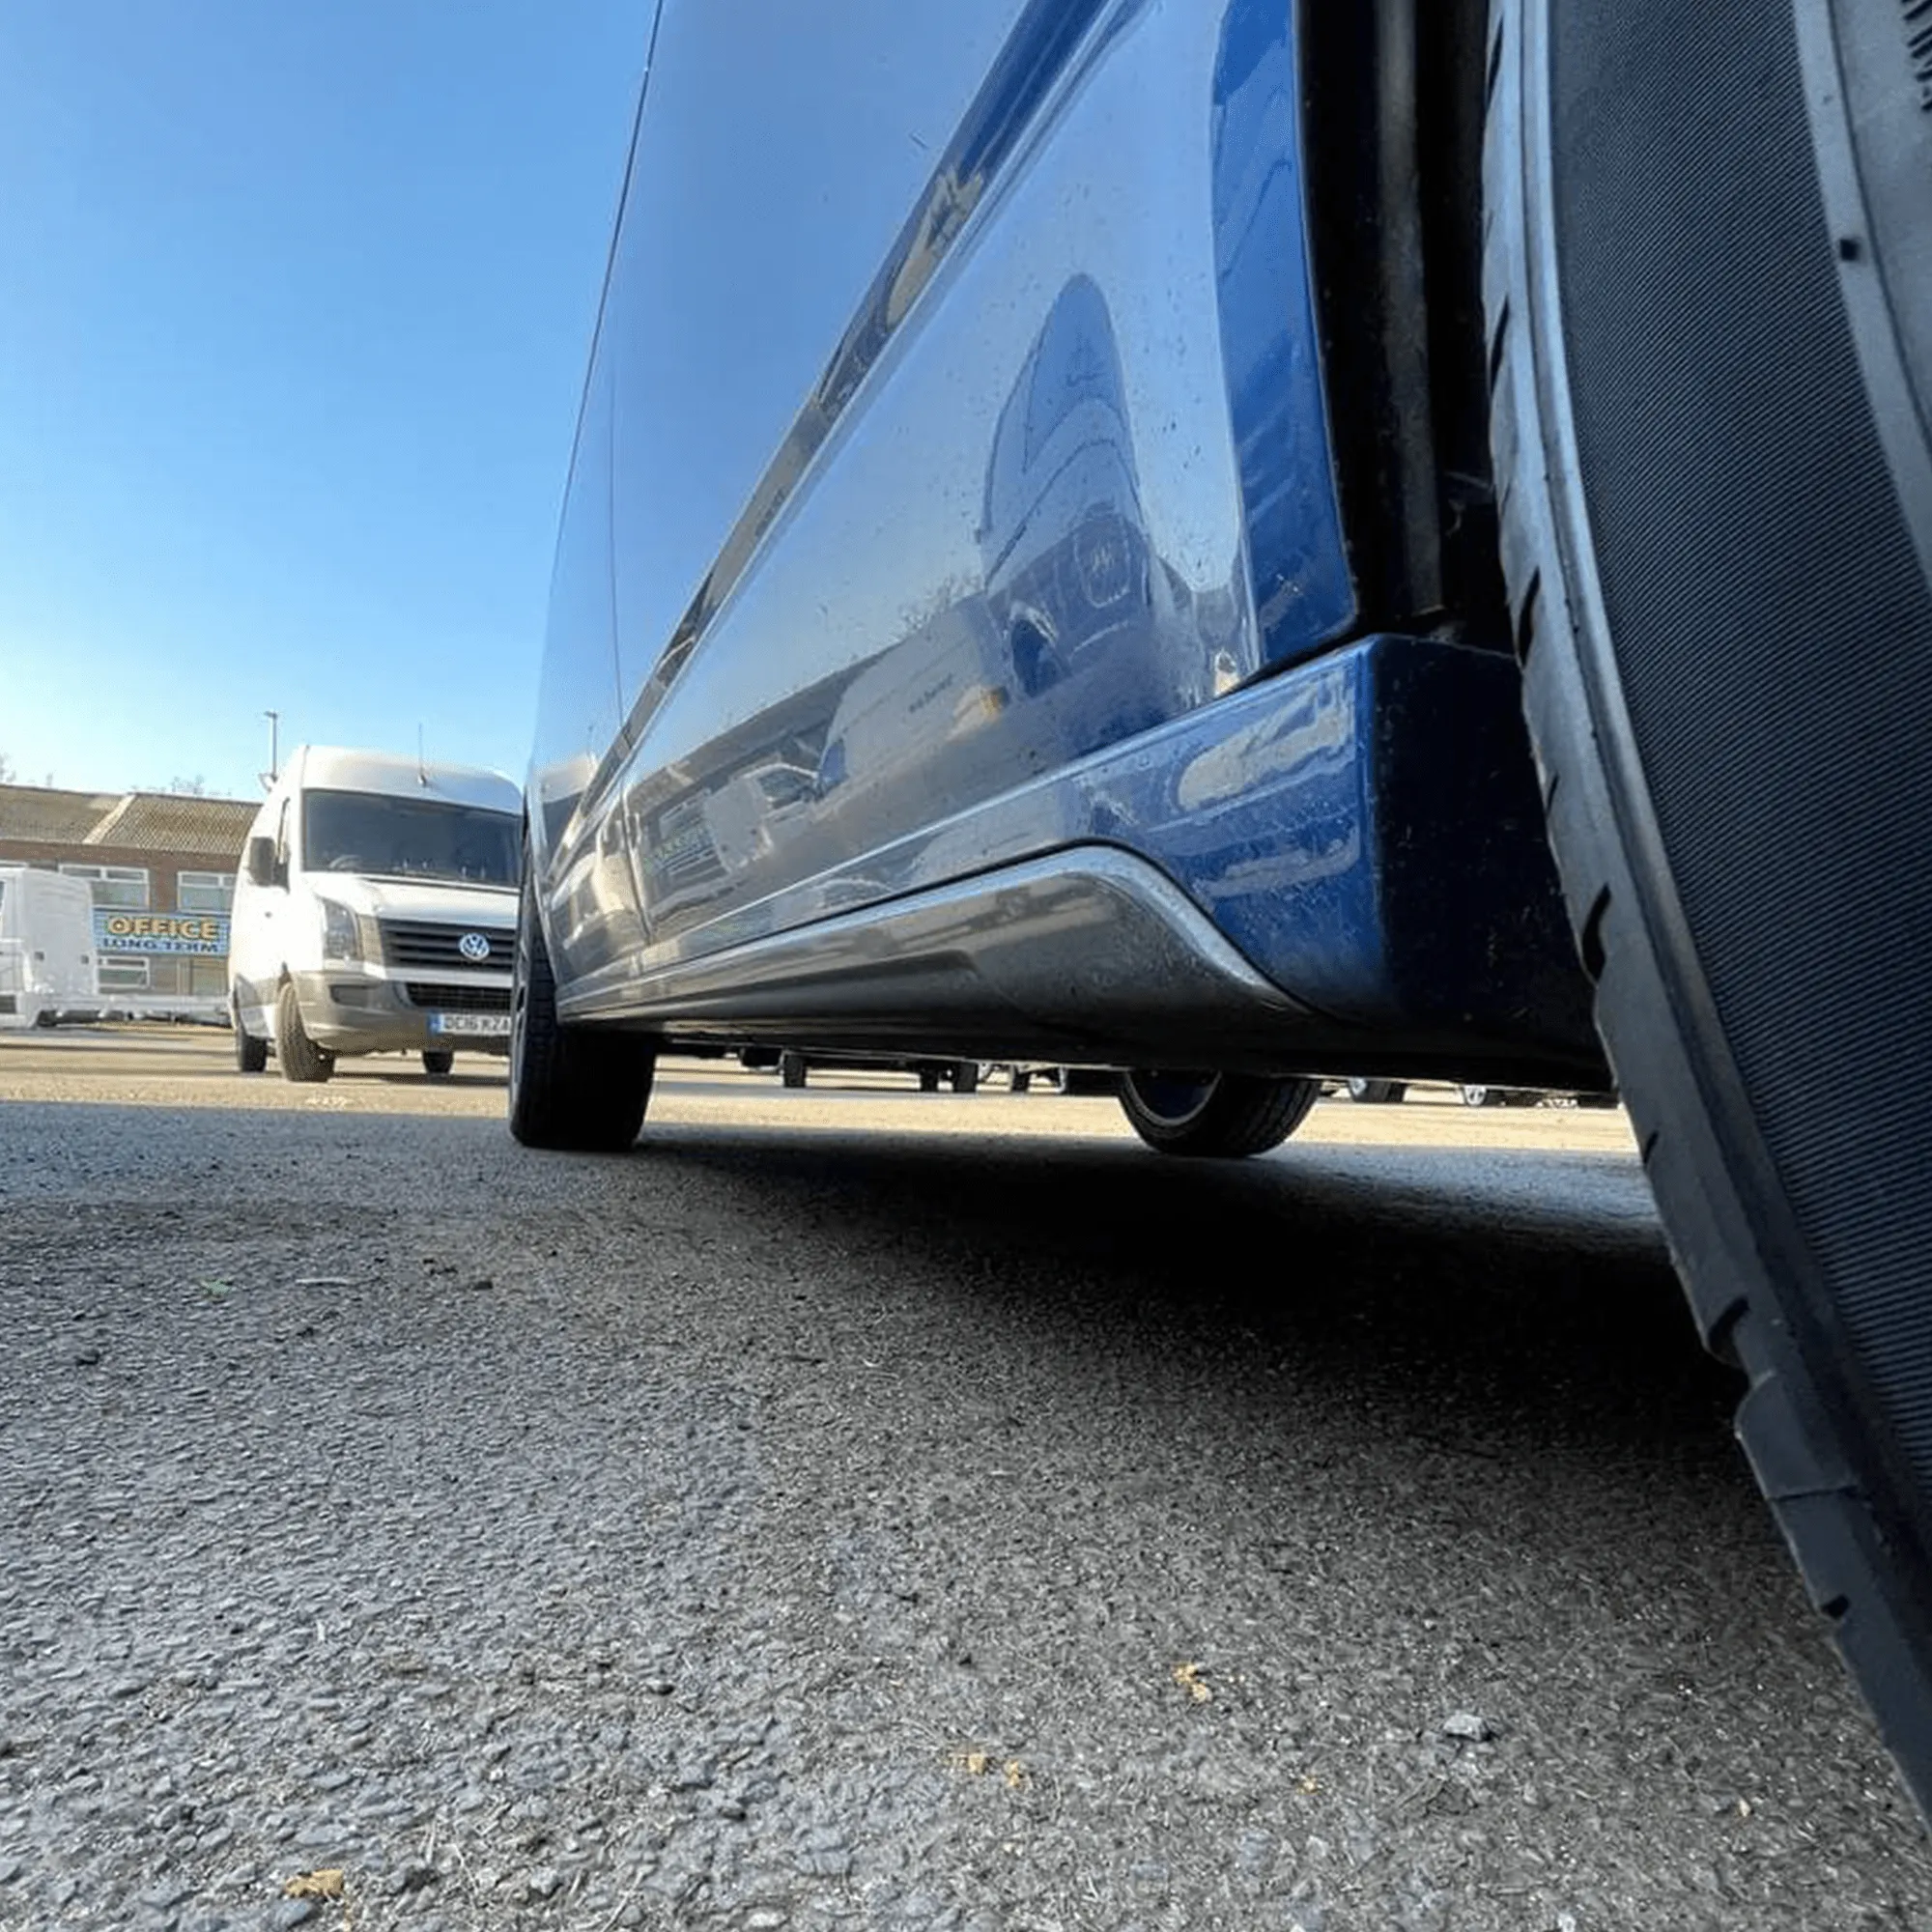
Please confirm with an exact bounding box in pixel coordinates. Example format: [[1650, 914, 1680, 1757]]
[[510, 0, 1932, 1814]]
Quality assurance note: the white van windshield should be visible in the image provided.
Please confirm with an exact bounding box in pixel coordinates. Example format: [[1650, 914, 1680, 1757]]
[[302, 791, 520, 886]]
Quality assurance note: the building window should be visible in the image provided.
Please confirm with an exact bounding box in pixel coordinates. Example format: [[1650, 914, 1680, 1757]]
[[59, 864, 150, 909], [177, 870, 236, 913], [99, 955, 151, 992]]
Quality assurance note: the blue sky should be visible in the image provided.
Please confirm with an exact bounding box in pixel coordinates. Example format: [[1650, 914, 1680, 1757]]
[[0, 0, 648, 801]]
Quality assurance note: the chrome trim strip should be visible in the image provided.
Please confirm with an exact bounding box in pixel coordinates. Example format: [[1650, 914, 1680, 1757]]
[[555, 843, 1309, 1057]]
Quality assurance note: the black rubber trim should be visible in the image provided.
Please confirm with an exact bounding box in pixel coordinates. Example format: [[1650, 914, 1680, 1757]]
[[1297, 0, 1443, 625], [1484, 0, 1932, 1814], [1299, 0, 1513, 647]]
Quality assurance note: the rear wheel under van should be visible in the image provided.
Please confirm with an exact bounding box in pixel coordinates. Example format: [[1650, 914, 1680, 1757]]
[[508, 851, 654, 1151], [1117, 1070, 1320, 1157]]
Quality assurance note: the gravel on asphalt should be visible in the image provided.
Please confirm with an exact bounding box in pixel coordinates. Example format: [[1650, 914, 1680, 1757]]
[[2, 1077, 1928, 1930]]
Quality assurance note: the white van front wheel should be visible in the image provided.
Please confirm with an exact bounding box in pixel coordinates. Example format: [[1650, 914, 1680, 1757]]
[[274, 981, 333, 1084]]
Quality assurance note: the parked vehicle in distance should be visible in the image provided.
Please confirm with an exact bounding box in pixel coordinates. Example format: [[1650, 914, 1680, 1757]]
[[509, 0, 1932, 1818], [1459, 1083, 1543, 1108], [993, 1064, 1065, 1094], [229, 747, 521, 1082], [1341, 1078, 1615, 1107], [751, 1048, 980, 1093], [1456, 1084, 1618, 1109], [0, 867, 99, 1030], [1345, 1078, 1407, 1105]]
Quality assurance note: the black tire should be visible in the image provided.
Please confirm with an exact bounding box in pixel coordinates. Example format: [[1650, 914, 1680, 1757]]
[[1487, 0, 1932, 1808], [1117, 1070, 1320, 1158], [422, 1050, 454, 1079], [779, 1050, 809, 1089], [951, 1061, 980, 1094], [273, 981, 333, 1084], [1457, 1084, 1498, 1109], [508, 858, 654, 1151], [1346, 1078, 1406, 1105], [1009, 1067, 1033, 1094], [232, 996, 268, 1074], [916, 1065, 942, 1094]]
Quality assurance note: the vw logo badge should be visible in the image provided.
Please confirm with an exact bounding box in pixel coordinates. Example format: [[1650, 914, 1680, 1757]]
[[457, 931, 493, 963]]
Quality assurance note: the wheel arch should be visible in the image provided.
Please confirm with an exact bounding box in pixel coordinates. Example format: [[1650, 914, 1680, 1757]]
[[1297, 0, 1510, 650]]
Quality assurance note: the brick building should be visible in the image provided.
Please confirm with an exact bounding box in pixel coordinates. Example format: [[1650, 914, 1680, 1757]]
[[0, 783, 259, 1014]]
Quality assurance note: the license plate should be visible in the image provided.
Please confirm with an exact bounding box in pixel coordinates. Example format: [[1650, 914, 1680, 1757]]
[[430, 1011, 511, 1037]]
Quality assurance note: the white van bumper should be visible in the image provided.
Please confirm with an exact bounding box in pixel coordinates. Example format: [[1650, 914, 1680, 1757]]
[[292, 970, 513, 1056]]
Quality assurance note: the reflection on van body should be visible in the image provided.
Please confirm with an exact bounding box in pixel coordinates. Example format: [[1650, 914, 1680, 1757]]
[[609, 273, 1197, 955], [978, 273, 1172, 748]]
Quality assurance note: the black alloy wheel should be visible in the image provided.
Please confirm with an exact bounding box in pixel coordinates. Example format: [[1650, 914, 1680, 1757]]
[[1117, 1070, 1320, 1158]]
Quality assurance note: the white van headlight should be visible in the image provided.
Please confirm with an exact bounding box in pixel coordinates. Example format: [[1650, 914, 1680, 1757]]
[[317, 896, 361, 961]]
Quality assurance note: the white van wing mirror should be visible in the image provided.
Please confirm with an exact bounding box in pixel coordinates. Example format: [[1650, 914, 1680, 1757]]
[[243, 837, 279, 888]]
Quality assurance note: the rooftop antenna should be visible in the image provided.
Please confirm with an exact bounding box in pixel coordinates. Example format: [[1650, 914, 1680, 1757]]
[[416, 724, 429, 787], [260, 711, 279, 790]]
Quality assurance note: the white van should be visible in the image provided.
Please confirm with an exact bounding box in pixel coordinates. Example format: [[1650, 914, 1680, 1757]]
[[228, 746, 522, 1081], [0, 867, 100, 1030]]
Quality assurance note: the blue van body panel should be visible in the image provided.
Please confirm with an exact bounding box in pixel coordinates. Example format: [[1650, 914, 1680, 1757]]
[[527, 0, 1599, 1075], [555, 634, 1594, 1070]]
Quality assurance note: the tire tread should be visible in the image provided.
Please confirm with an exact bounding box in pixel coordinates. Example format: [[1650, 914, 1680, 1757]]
[[509, 866, 653, 1152], [1482, 0, 1932, 1809]]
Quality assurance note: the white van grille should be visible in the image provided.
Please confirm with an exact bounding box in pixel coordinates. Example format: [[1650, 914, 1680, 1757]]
[[378, 920, 514, 971]]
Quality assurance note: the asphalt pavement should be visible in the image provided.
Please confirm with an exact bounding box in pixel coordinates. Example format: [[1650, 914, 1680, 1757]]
[[1, 1030, 1926, 1929]]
